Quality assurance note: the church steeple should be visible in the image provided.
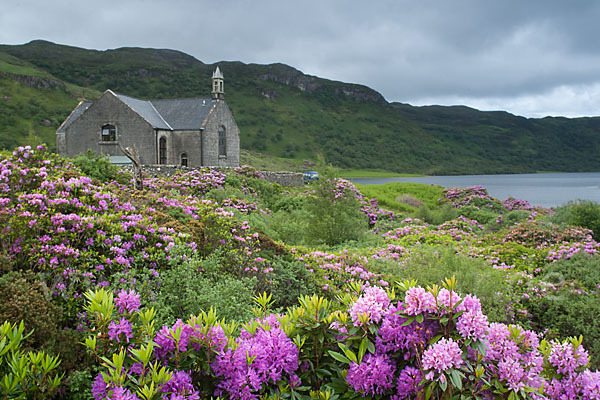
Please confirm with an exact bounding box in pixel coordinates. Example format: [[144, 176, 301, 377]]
[[212, 67, 224, 100]]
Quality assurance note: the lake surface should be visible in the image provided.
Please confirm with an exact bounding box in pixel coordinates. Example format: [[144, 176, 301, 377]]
[[347, 172, 600, 208]]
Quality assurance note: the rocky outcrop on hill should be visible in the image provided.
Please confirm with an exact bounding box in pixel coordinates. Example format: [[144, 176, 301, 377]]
[[0, 71, 66, 90], [259, 63, 386, 104]]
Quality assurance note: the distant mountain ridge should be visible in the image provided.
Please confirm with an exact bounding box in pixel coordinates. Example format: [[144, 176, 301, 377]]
[[1, 39, 599, 174]]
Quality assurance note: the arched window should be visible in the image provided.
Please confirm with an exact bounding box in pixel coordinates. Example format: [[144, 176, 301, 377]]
[[101, 124, 116, 142], [218, 126, 226, 157], [159, 137, 167, 164], [180, 153, 188, 167]]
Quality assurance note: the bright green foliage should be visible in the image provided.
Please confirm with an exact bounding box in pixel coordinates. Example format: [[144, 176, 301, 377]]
[[305, 179, 368, 246], [0, 321, 63, 399], [552, 200, 600, 241]]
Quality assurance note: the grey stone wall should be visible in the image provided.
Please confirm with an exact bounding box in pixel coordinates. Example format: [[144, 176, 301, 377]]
[[170, 130, 203, 167], [260, 171, 304, 187], [56, 132, 66, 154], [202, 100, 240, 167], [120, 165, 304, 187], [63, 92, 157, 164]]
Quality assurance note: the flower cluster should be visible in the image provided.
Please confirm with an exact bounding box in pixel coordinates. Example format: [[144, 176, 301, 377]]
[[212, 324, 299, 400], [441, 185, 504, 210], [349, 286, 391, 326]]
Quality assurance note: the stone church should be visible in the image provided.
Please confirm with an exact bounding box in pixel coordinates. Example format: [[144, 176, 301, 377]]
[[56, 67, 240, 168]]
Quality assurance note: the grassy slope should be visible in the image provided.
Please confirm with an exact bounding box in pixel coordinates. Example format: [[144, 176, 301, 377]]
[[0, 49, 101, 151], [1, 40, 600, 174]]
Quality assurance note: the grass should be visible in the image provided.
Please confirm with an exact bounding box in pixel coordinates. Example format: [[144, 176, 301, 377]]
[[0, 52, 54, 78], [356, 182, 444, 212], [240, 150, 305, 171]]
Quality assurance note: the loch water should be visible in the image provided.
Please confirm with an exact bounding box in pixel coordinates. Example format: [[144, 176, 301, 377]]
[[347, 172, 600, 208]]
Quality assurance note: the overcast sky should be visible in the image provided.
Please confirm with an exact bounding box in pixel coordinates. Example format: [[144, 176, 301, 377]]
[[2, 0, 600, 118]]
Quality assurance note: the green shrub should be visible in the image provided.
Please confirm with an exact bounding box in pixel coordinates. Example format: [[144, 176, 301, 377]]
[[305, 180, 368, 246], [152, 253, 255, 326], [527, 292, 600, 368], [455, 205, 499, 224], [72, 150, 129, 184], [0, 271, 61, 350], [542, 252, 600, 292], [552, 200, 600, 240], [414, 204, 459, 225], [268, 256, 318, 309], [0, 321, 63, 399], [486, 210, 531, 231], [356, 182, 444, 213], [266, 209, 310, 245]]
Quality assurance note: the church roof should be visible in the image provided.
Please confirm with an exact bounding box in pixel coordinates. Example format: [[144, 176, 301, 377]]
[[152, 97, 216, 130], [115, 93, 173, 130], [59, 91, 219, 133]]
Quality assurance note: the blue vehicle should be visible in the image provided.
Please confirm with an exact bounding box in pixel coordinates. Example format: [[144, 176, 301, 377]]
[[303, 170, 319, 184]]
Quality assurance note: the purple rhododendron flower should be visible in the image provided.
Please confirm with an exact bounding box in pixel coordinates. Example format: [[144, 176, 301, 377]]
[[548, 341, 589, 375], [155, 320, 194, 360], [213, 325, 298, 400], [393, 366, 423, 399], [115, 289, 141, 314], [108, 317, 133, 343], [422, 338, 464, 377], [403, 286, 435, 316], [350, 286, 390, 326], [161, 370, 200, 400], [109, 386, 140, 400], [346, 353, 396, 396], [435, 288, 462, 313], [456, 310, 489, 340], [92, 373, 107, 400], [582, 370, 600, 399], [376, 302, 437, 356]]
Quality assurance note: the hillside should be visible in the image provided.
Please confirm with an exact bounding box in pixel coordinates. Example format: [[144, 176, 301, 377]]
[[1, 40, 600, 174]]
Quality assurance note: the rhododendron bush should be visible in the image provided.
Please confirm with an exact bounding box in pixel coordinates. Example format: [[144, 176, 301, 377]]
[[2, 146, 600, 398], [80, 281, 600, 400]]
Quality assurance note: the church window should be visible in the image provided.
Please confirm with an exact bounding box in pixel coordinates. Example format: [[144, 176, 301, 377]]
[[159, 137, 167, 164], [101, 124, 116, 142], [181, 153, 188, 167], [218, 126, 226, 157]]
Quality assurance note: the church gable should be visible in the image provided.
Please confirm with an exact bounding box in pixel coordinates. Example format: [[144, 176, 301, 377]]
[[61, 91, 157, 163]]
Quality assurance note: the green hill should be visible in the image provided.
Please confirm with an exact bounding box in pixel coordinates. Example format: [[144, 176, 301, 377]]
[[1, 39, 599, 174]]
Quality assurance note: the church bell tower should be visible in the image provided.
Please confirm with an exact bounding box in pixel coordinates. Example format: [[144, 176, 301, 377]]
[[212, 67, 225, 100]]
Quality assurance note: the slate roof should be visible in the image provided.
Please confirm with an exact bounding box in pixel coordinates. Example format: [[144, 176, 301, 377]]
[[56, 100, 93, 133], [59, 91, 218, 133], [152, 98, 215, 130], [115, 93, 172, 130], [115, 92, 216, 131]]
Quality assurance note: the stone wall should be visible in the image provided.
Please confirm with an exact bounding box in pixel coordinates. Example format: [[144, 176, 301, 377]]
[[120, 164, 304, 187], [260, 171, 304, 187]]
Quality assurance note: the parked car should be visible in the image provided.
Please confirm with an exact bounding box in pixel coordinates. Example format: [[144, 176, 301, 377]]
[[303, 170, 319, 184]]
